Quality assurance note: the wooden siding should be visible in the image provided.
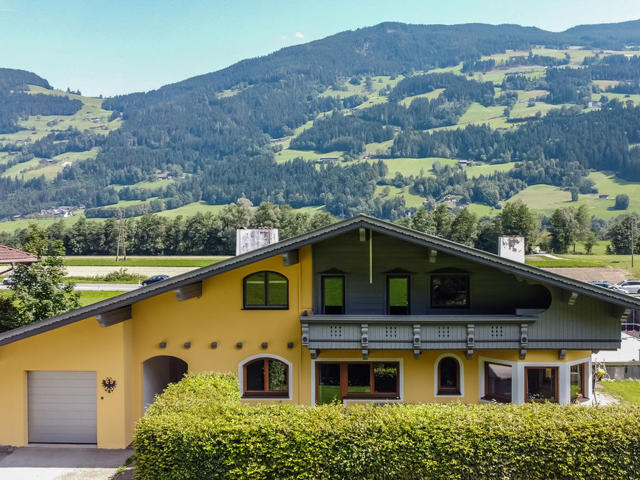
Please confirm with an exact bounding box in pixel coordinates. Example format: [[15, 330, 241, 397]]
[[309, 231, 621, 351]]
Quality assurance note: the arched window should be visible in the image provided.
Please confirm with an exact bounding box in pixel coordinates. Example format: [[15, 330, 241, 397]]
[[437, 357, 461, 395], [243, 271, 288, 309], [242, 357, 289, 398]]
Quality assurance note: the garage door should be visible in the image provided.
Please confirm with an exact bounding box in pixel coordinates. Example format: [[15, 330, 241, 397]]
[[28, 371, 97, 444]]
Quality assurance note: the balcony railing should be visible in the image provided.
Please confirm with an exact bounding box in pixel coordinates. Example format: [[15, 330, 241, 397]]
[[300, 313, 537, 360]]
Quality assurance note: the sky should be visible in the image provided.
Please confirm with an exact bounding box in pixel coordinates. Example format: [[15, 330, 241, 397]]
[[1, 0, 639, 97]]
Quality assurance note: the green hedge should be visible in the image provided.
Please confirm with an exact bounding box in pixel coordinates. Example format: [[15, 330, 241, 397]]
[[135, 373, 640, 480]]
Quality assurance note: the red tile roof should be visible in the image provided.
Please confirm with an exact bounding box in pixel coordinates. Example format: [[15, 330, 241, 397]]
[[0, 245, 38, 264]]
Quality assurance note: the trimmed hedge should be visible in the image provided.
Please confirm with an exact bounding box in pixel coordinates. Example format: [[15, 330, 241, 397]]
[[135, 373, 640, 480]]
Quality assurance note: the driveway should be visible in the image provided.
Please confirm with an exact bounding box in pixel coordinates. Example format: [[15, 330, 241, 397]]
[[0, 446, 132, 480]]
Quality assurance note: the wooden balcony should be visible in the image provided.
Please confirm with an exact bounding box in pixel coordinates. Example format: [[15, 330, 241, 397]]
[[300, 313, 538, 359]]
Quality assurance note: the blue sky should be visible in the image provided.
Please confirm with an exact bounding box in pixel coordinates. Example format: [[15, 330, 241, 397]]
[[1, 0, 639, 97]]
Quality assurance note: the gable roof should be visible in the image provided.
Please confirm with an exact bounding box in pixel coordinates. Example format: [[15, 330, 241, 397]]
[[1, 214, 639, 347], [0, 245, 37, 264]]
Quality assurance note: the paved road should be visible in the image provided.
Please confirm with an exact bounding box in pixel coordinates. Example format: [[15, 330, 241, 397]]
[[0, 446, 132, 480], [0, 283, 140, 292], [73, 283, 140, 292]]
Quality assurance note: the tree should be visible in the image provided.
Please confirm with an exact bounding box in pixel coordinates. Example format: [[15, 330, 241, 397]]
[[615, 194, 630, 210], [499, 200, 538, 252], [583, 231, 597, 254], [0, 225, 79, 332], [410, 207, 435, 235], [432, 205, 454, 239], [549, 207, 579, 253], [570, 187, 579, 202], [607, 215, 640, 254], [449, 209, 478, 246]]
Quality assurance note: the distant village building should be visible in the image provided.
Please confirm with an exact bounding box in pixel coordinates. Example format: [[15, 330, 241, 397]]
[[320, 156, 340, 163], [587, 101, 602, 108], [458, 160, 472, 167], [599, 194, 609, 199]]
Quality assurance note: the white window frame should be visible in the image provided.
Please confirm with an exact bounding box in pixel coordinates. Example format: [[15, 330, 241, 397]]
[[238, 353, 293, 401], [478, 355, 592, 405], [434, 353, 465, 398], [310, 357, 404, 406]]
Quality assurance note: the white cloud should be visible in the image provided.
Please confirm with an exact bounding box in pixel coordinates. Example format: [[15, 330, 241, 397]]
[[295, 32, 304, 39]]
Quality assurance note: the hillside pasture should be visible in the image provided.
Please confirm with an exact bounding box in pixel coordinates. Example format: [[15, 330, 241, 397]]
[[398, 88, 445, 106], [506, 171, 640, 220], [2, 147, 101, 180]]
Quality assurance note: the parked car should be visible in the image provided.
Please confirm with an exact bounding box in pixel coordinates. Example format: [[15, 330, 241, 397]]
[[1, 276, 15, 286], [590, 281, 613, 289], [141, 274, 170, 286], [618, 280, 640, 294], [609, 286, 629, 295]]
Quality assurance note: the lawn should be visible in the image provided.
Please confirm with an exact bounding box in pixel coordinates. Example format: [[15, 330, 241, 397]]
[[78, 290, 126, 306], [0, 289, 124, 307], [63, 256, 225, 267], [154, 202, 227, 218], [599, 380, 640, 405]]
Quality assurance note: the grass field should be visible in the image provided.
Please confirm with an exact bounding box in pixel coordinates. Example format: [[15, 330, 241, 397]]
[[63, 256, 224, 267], [78, 290, 125, 306], [506, 171, 640, 220], [599, 380, 640, 405], [375, 185, 425, 209], [0, 289, 124, 307], [399, 88, 445, 107]]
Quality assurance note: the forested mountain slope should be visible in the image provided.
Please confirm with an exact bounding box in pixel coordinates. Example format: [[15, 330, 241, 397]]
[[2, 21, 640, 221]]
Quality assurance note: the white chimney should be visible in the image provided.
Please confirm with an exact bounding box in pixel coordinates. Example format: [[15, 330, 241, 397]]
[[236, 228, 279, 255], [498, 236, 525, 263]]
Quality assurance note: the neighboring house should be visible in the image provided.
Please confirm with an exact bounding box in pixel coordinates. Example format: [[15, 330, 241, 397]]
[[0, 215, 638, 449], [593, 332, 640, 379], [0, 245, 38, 276]]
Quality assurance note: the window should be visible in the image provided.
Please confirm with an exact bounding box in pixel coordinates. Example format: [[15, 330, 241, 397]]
[[316, 362, 399, 404], [570, 363, 588, 402], [387, 276, 410, 315], [483, 362, 512, 403], [525, 366, 558, 403], [243, 358, 289, 398], [437, 357, 461, 395], [243, 271, 288, 309], [431, 274, 469, 308], [322, 276, 345, 314]]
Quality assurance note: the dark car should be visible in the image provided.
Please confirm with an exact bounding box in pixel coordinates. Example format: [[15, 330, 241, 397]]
[[141, 274, 170, 286], [1, 276, 16, 286]]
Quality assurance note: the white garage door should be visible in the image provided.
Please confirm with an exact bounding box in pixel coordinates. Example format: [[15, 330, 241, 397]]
[[28, 371, 97, 444]]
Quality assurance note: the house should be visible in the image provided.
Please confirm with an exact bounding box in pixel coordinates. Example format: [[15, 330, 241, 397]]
[[593, 332, 640, 379], [0, 245, 38, 276], [0, 215, 638, 448]]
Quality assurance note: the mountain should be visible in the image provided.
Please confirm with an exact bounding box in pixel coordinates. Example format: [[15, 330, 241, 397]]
[[2, 20, 640, 221]]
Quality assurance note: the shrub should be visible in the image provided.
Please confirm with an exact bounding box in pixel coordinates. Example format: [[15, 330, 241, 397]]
[[102, 268, 145, 282], [135, 373, 640, 480]]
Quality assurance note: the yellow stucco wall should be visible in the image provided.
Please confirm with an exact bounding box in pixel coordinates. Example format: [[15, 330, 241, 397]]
[[0, 243, 593, 448], [0, 319, 130, 448]]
